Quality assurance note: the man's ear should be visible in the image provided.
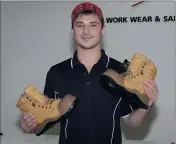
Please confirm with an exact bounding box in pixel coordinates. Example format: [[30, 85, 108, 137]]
[[71, 28, 75, 36], [101, 25, 105, 35]]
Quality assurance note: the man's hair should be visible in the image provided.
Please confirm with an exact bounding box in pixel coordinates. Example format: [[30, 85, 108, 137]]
[[71, 10, 104, 29]]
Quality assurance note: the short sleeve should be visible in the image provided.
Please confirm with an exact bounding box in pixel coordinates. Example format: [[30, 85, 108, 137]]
[[119, 93, 137, 118], [37, 67, 60, 136], [43, 67, 55, 98]]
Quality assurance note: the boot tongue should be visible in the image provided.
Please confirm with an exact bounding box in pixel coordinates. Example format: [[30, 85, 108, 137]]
[[24, 84, 47, 104]]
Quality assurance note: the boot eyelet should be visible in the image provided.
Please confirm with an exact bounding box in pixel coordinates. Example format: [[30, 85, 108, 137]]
[[140, 70, 144, 75], [32, 103, 35, 107]]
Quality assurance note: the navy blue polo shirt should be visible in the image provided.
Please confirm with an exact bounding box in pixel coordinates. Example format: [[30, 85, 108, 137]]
[[43, 50, 136, 144]]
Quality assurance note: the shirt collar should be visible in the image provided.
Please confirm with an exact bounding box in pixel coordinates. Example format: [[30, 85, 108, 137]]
[[71, 49, 109, 69]]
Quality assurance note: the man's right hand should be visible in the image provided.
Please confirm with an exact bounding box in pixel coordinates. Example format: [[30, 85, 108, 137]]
[[20, 113, 38, 133]]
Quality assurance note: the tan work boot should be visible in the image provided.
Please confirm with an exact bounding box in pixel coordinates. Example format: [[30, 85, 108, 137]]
[[16, 84, 77, 135], [99, 53, 157, 109]]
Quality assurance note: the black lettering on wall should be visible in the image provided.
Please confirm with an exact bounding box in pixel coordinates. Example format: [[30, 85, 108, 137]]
[[105, 15, 175, 24], [163, 16, 175, 22], [130, 16, 152, 22], [106, 17, 128, 23]]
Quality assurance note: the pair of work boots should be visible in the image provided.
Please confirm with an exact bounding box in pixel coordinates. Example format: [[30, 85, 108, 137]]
[[16, 85, 77, 136], [100, 53, 157, 109], [16, 52, 157, 136]]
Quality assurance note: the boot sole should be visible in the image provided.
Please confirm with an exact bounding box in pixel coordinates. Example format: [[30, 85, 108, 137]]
[[99, 74, 148, 110], [35, 95, 77, 136]]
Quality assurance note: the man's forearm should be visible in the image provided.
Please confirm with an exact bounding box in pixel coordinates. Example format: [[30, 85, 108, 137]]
[[124, 107, 151, 128]]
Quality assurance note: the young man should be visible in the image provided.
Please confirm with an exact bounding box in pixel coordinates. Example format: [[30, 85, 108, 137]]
[[19, 2, 158, 144]]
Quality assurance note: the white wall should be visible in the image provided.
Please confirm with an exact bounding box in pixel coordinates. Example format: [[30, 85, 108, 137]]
[[1, 1, 175, 144]]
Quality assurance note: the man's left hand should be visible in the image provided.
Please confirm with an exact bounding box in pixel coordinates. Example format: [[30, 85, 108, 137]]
[[144, 80, 159, 107]]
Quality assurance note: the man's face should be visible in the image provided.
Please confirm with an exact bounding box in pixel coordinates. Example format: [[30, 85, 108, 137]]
[[72, 14, 104, 49]]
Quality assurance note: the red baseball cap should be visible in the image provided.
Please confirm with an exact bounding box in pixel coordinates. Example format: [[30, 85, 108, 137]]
[[71, 2, 104, 24]]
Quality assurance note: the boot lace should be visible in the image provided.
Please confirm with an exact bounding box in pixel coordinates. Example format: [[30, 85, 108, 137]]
[[124, 61, 147, 79], [124, 68, 136, 79], [43, 98, 55, 109], [25, 95, 55, 110]]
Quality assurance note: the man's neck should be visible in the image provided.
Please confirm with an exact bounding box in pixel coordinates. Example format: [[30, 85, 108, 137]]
[[76, 46, 102, 72]]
